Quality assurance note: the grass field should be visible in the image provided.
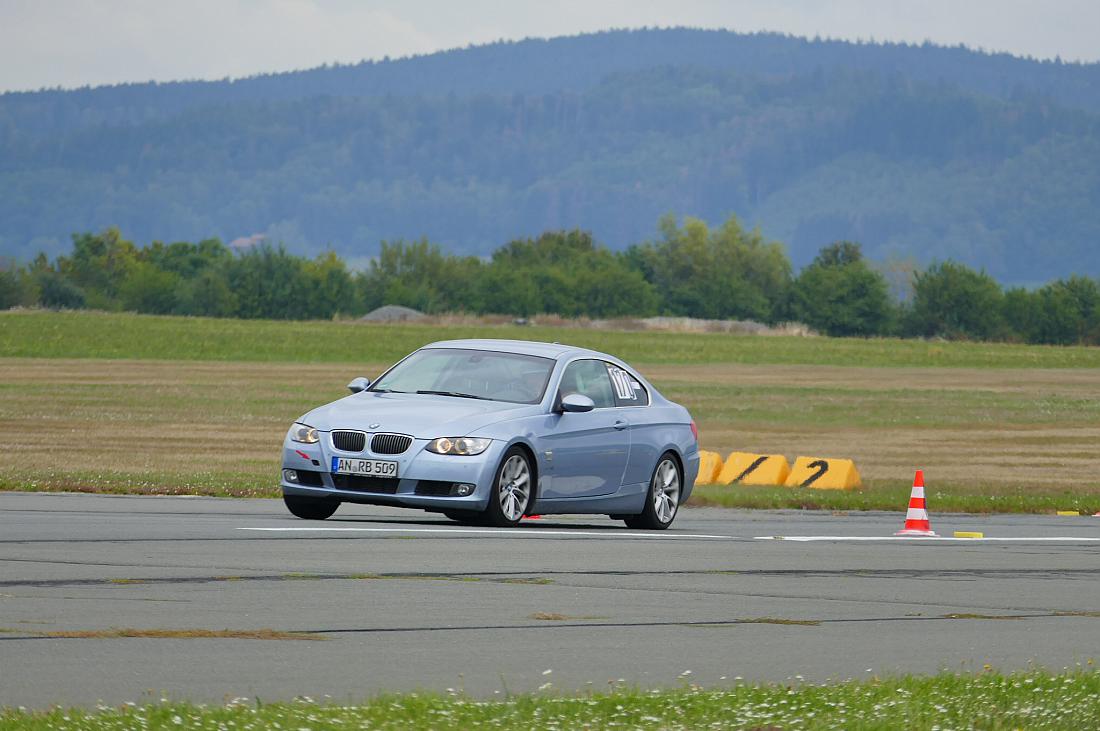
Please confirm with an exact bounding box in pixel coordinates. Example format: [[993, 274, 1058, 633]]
[[5, 309, 1100, 368], [2, 670, 1097, 729], [2, 311, 1099, 513]]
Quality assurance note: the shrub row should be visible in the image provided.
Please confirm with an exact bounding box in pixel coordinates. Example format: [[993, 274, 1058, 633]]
[[2, 215, 1097, 345]]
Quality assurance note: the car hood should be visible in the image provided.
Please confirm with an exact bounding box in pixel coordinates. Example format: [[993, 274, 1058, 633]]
[[299, 392, 539, 438]]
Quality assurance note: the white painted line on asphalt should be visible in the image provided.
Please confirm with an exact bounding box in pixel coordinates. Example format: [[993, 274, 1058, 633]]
[[239, 526, 732, 540], [755, 536, 1100, 542]]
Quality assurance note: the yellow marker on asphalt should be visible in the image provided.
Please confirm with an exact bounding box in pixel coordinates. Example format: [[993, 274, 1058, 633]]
[[1056, 511, 1080, 516], [953, 531, 984, 539]]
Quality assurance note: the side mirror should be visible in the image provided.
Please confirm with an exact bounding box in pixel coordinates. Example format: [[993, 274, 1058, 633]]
[[347, 376, 371, 394], [560, 393, 595, 413]]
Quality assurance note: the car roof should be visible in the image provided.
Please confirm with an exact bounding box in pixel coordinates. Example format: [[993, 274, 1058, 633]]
[[422, 339, 619, 363]]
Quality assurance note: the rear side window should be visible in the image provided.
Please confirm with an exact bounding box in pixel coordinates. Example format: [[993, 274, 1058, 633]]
[[559, 359, 617, 408], [607, 364, 650, 406]]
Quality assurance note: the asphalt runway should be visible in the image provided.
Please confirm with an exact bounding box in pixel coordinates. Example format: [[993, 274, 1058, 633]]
[[2, 492, 1099, 709]]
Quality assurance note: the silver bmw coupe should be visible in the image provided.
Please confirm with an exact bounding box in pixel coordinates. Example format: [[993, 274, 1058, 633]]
[[280, 339, 700, 529]]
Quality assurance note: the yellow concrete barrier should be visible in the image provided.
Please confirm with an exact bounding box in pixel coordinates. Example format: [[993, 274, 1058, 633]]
[[741, 455, 791, 486], [784, 457, 862, 490], [716, 452, 760, 485], [717, 452, 791, 486], [696, 450, 724, 485]]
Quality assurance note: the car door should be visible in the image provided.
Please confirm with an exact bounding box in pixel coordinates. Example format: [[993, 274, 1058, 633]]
[[537, 359, 630, 499], [606, 362, 656, 487]]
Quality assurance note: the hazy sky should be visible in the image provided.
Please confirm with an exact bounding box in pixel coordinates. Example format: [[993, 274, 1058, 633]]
[[2, 0, 1096, 92]]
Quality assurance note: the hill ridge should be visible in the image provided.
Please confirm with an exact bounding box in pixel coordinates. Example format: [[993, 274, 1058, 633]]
[[1, 28, 1098, 283]]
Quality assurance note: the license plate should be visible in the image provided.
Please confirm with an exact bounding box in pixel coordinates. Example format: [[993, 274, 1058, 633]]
[[331, 456, 399, 478]]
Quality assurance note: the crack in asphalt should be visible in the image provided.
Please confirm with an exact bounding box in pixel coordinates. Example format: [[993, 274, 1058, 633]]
[[0, 611, 1091, 643], [2, 567, 1098, 589], [3, 571, 1083, 618], [298, 612, 1087, 635]]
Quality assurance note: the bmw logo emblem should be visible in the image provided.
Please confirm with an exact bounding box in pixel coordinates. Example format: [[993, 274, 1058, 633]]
[[369, 423, 380, 429]]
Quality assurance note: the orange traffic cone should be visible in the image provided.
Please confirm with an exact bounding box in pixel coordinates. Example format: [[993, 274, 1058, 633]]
[[896, 470, 937, 536]]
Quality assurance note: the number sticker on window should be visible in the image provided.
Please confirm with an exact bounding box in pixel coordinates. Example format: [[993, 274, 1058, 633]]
[[608, 367, 636, 400]]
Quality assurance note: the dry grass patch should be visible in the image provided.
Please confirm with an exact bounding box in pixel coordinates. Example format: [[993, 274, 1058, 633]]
[[689, 617, 821, 627], [738, 617, 820, 626], [2, 357, 1099, 511], [942, 614, 1026, 621], [349, 573, 482, 582], [0, 358, 382, 496], [528, 612, 608, 621], [656, 363, 1100, 495]]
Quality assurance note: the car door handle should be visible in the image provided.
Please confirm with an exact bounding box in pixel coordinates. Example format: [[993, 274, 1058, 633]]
[[613, 419, 628, 430]]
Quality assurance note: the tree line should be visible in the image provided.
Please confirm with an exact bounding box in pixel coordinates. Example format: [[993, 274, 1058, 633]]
[[1, 216, 1097, 346]]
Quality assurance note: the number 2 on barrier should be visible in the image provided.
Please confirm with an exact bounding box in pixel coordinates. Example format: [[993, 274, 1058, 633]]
[[798, 459, 829, 487]]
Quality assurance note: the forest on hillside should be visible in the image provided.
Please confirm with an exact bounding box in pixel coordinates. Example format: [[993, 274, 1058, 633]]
[[1, 29, 1098, 284]]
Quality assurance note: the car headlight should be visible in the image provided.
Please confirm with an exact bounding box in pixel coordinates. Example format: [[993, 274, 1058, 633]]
[[289, 423, 319, 444], [427, 437, 492, 456]]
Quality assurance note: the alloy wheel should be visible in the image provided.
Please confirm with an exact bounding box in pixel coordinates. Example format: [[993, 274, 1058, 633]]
[[652, 458, 680, 524], [498, 454, 531, 521]]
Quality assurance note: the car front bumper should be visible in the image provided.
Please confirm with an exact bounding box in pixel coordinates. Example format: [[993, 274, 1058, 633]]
[[280, 433, 505, 511]]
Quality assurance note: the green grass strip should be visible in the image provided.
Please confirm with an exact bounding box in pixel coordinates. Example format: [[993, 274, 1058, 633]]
[[4, 478, 1098, 515], [2, 670, 1098, 729], [4, 310, 1100, 368]]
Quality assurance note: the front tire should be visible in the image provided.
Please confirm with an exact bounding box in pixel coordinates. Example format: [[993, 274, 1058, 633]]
[[482, 446, 533, 527], [283, 494, 339, 520], [624, 453, 681, 530]]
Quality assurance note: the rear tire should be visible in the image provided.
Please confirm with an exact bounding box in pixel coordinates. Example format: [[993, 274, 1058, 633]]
[[624, 453, 681, 530], [283, 494, 339, 520]]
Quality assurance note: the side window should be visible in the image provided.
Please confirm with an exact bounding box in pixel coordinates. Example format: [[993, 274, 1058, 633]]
[[607, 364, 650, 406], [559, 359, 616, 408]]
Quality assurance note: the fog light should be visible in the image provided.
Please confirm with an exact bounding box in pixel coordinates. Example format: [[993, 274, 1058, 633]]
[[452, 483, 474, 496], [283, 469, 299, 484]]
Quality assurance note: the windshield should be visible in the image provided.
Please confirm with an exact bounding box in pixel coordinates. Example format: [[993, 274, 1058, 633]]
[[370, 348, 555, 405]]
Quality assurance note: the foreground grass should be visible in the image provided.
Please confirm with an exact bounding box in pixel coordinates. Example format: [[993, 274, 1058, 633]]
[[5, 309, 1100, 368], [2, 670, 1098, 730]]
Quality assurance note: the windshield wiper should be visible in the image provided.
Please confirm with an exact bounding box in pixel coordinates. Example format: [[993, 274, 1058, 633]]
[[415, 390, 487, 400]]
